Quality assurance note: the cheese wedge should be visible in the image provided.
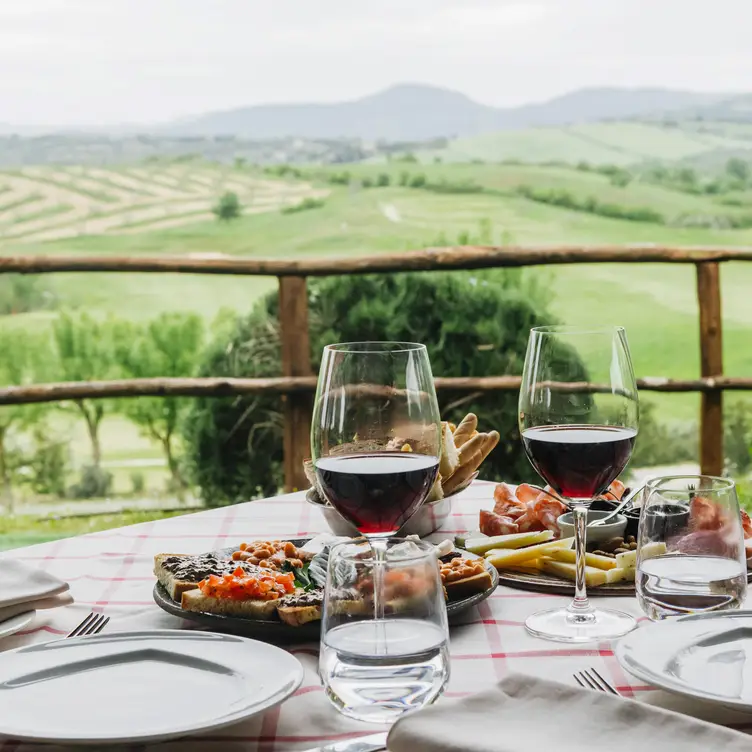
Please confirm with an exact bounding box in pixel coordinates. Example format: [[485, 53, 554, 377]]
[[439, 422, 460, 479], [540, 559, 608, 587], [547, 548, 617, 571], [615, 550, 637, 569], [465, 530, 554, 556], [605, 567, 636, 584], [485, 537, 574, 570]]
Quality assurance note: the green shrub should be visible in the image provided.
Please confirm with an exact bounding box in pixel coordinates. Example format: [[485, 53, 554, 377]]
[[516, 185, 663, 224], [398, 171, 410, 186], [361, 177, 374, 188], [184, 271, 583, 505], [130, 471, 145, 495], [423, 179, 484, 194], [725, 401, 752, 475], [328, 171, 351, 185], [628, 402, 696, 469], [69, 465, 113, 499], [212, 191, 241, 221], [376, 173, 391, 187], [281, 197, 325, 214], [409, 173, 426, 188], [0, 275, 55, 315]]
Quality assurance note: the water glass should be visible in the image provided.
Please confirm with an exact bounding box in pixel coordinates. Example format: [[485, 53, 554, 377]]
[[319, 537, 450, 723], [636, 475, 747, 620]]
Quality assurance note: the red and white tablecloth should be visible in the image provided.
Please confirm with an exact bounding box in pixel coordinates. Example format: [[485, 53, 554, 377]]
[[1, 480, 751, 751]]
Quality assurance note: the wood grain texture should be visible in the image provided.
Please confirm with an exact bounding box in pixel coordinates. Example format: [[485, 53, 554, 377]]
[[278, 276, 314, 492], [696, 262, 724, 476], [0, 245, 750, 277]]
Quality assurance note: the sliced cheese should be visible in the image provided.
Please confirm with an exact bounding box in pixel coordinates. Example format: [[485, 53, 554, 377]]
[[638, 541, 668, 562], [465, 530, 554, 555], [485, 537, 573, 569], [547, 548, 617, 570], [605, 567, 636, 584], [505, 560, 546, 573], [540, 558, 608, 587], [615, 550, 637, 569]]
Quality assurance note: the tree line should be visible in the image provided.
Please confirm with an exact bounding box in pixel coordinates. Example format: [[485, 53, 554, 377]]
[[0, 311, 204, 508]]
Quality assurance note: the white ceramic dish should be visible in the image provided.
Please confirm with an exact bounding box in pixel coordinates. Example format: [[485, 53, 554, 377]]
[[557, 509, 627, 544], [0, 610, 34, 640], [616, 611, 752, 713], [0, 629, 303, 745]]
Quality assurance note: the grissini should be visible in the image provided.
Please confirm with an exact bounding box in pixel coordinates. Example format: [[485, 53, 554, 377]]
[[452, 413, 478, 448], [442, 449, 483, 495], [456, 432, 486, 465], [478, 431, 500, 464]]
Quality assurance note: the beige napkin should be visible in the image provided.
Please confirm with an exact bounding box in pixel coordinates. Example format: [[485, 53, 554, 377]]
[[0, 559, 72, 622], [387, 673, 752, 752]]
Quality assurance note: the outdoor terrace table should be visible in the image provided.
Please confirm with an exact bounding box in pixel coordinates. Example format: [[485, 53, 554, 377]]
[[1, 480, 751, 751]]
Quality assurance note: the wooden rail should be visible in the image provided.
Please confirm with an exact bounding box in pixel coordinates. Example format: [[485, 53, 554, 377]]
[[0, 244, 748, 489]]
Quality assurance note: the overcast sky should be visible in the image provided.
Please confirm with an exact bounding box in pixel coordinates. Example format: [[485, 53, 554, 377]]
[[1, 0, 749, 126]]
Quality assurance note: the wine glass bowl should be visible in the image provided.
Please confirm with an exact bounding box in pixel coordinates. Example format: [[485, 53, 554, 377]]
[[311, 342, 442, 537], [518, 326, 639, 642]]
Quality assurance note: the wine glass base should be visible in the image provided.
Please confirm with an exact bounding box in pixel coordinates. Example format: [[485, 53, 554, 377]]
[[525, 606, 636, 643]]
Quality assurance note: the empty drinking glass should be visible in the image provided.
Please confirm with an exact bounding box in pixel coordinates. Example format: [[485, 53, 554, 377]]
[[319, 537, 449, 723], [636, 475, 747, 620]]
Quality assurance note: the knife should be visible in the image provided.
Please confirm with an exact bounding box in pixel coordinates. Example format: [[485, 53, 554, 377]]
[[301, 731, 388, 752]]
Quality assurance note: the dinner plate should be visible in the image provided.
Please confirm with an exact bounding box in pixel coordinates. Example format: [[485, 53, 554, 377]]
[[0, 629, 303, 745], [153, 540, 499, 643], [616, 611, 752, 713], [0, 610, 34, 640]]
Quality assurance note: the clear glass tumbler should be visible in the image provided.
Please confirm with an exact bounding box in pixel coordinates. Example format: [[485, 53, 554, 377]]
[[319, 537, 450, 723], [636, 475, 747, 620]]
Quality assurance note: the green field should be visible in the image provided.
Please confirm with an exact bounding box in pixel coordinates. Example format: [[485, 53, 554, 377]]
[[0, 151, 751, 498], [420, 120, 752, 166]]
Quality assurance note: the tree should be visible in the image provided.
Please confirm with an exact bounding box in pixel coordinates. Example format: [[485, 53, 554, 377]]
[[212, 191, 242, 221], [726, 158, 749, 184], [184, 271, 583, 505], [0, 328, 49, 510], [114, 313, 204, 494], [52, 312, 116, 467]]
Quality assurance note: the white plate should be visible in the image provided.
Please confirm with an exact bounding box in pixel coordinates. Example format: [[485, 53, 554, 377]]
[[0, 610, 34, 640], [616, 611, 752, 712], [0, 629, 304, 744]]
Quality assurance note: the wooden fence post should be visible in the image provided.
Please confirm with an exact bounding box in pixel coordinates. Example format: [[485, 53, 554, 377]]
[[278, 276, 314, 492], [696, 262, 724, 476]]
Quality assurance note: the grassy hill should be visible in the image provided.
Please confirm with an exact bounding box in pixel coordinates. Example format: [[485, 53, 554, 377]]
[[419, 121, 752, 167]]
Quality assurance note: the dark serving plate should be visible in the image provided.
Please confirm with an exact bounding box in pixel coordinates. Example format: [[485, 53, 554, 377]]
[[153, 540, 499, 644]]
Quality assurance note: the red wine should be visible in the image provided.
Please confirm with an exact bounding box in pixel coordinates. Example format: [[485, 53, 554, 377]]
[[315, 453, 439, 535], [521, 425, 636, 500]]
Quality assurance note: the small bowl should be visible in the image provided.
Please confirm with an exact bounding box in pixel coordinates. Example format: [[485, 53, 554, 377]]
[[305, 475, 477, 538], [557, 509, 627, 543]]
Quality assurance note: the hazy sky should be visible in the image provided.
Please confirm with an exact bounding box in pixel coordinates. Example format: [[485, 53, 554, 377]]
[[1, 0, 750, 126]]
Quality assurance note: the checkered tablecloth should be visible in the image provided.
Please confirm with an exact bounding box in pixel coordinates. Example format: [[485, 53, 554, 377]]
[[2, 480, 751, 751]]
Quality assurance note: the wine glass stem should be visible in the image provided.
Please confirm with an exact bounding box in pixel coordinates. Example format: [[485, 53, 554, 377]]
[[371, 538, 388, 655], [567, 503, 595, 624]]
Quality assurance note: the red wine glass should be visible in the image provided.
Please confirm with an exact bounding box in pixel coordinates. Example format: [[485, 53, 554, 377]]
[[311, 342, 441, 542], [519, 326, 639, 642]]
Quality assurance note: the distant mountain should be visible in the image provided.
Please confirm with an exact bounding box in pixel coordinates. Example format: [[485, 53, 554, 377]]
[[161, 84, 730, 141]]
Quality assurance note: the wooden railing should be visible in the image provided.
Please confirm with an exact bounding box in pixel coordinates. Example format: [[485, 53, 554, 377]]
[[1, 244, 751, 490]]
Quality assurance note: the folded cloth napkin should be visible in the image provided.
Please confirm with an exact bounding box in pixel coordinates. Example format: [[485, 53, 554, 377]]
[[0, 559, 72, 622], [387, 673, 752, 752]]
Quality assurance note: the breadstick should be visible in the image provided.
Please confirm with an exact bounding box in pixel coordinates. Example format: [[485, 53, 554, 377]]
[[478, 431, 500, 465], [452, 413, 478, 447], [457, 432, 486, 464], [443, 452, 482, 495]]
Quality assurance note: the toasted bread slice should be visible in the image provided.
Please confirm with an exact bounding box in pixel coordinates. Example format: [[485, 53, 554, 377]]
[[180, 589, 280, 620], [154, 553, 200, 601], [277, 603, 322, 626], [444, 569, 493, 600]]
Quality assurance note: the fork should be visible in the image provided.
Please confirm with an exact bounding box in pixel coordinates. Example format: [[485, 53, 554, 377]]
[[66, 612, 110, 638], [573, 667, 621, 696]]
